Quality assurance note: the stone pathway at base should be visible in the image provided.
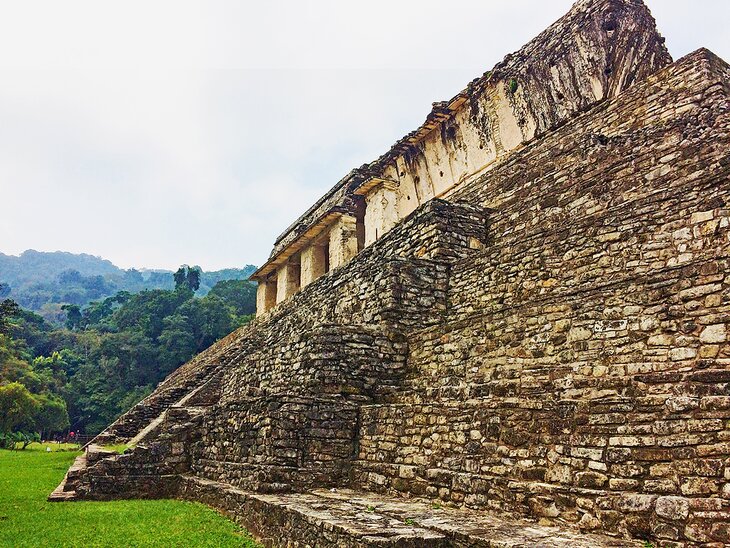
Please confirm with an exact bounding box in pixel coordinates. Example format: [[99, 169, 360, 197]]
[[312, 489, 638, 547], [180, 476, 639, 547]]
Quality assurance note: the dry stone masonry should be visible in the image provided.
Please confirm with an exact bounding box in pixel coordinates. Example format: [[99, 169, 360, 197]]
[[51, 1, 730, 546]]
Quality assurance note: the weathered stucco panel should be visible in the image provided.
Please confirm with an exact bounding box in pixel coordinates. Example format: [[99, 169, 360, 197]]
[[363, 184, 399, 246]]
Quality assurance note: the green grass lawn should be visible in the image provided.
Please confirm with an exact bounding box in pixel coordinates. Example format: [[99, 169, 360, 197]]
[[0, 444, 259, 547]]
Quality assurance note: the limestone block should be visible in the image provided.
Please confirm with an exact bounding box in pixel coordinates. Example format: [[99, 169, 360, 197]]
[[615, 494, 657, 512], [700, 324, 727, 344], [655, 496, 690, 521], [665, 397, 700, 413], [669, 347, 697, 361]]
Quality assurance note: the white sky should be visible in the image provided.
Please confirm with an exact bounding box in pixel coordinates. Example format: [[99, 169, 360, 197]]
[[0, 1, 727, 271]]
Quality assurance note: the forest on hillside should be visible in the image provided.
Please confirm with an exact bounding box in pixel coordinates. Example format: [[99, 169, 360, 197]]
[[0, 250, 256, 324], [0, 265, 257, 444]]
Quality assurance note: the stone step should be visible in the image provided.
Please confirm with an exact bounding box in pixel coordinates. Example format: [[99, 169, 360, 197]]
[[94, 367, 221, 444], [48, 454, 87, 501], [127, 410, 168, 447], [312, 489, 638, 547], [179, 476, 445, 547], [178, 476, 638, 547], [47, 487, 77, 502]]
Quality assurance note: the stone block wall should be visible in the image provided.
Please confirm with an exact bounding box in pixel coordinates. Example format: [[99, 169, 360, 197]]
[[354, 391, 730, 542], [352, 50, 730, 545], [183, 200, 490, 493], [221, 325, 406, 402], [191, 396, 358, 492]]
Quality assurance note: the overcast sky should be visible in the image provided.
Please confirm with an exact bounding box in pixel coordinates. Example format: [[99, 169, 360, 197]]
[[0, 1, 727, 271]]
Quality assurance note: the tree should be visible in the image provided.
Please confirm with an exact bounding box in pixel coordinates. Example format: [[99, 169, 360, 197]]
[[0, 294, 20, 335], [187, 267, 201, 292], [1, 267, 254, 437], [173, 266, 188, 290], [174, 265, 202, 292], [0, 336, 39, 392], [179, 296, 236, 350], [61, 304, 82, 330], [33, 393, 70, 439], [0, 382, 39, 435], [208, 279, 257, 316], [157, 314, 197, 375], [111, 289, 190, 339]]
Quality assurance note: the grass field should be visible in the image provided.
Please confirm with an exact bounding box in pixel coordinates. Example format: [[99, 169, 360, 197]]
[[0, 444, 259, 547]]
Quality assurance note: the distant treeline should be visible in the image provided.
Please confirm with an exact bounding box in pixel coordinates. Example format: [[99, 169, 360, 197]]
[[0, 250, 257, 325]]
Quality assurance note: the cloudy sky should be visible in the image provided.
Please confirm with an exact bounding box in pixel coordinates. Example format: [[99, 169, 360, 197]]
[[0, 1, 727, 271]]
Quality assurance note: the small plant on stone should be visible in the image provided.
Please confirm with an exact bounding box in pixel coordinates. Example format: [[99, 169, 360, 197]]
[[431, 502, 441, 510], [366, 505, 375, 513], [404, 518, 415, 526], [643, 542, 656, 548], [508, 79, 519, 94]]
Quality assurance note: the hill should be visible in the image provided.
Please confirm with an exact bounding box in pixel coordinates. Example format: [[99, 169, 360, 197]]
[[0, 250, 256, 323]]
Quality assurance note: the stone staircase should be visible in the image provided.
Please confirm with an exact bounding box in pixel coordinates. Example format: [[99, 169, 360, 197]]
[[178, 476, 639, 547], [48, 454, 87, 501], [48, 445, 120, 501], [93, 362, 225, 445]]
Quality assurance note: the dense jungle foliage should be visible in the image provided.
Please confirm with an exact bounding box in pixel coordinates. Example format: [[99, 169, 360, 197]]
[[0, 263, 256, 440]]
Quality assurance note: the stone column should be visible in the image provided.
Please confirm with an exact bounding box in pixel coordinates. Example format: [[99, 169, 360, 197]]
[[256, 278, 278, 315], [300, 244, 327, 288], [276, 261, 301, 304], [328, 215, 359, 270]]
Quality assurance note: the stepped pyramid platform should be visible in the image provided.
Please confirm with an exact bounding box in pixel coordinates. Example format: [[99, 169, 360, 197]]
[[51, 0, 730, 546]]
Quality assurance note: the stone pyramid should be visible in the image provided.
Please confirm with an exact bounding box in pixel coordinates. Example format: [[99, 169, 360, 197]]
[[51, 0, 730, 546]]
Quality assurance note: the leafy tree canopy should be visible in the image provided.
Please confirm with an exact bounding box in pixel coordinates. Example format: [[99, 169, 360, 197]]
[[0, 382, 38, 434], [0, 250, 256, 324], [0, 266, 257, 437]]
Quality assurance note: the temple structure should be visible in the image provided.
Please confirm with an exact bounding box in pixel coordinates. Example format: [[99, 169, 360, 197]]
[[51, 1, 730, 546], [249, 0, 671, 314]]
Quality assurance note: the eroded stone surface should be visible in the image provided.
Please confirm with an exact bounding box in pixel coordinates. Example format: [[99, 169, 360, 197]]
[[177, 477, 638, 547]]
